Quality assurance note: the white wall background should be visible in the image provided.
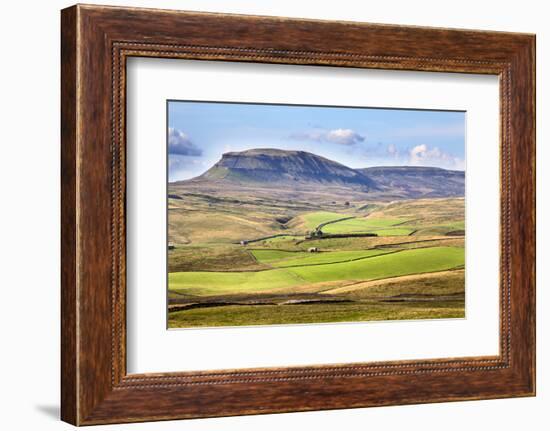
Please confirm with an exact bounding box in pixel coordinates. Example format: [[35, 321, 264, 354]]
[[0, 1, 546, 429]]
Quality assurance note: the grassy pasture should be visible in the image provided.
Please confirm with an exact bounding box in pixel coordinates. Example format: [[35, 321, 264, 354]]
[[168, 210, 280, 244], [413, 223, 465, 236], [300, 211, 350, 230], [368, 228, 415, 236], [275, 235, 455, 251], [321, 217, 412, 235], [249, 249, 300, 262], [168, 245, 267, 272], [167, 191, 466, 327], [333, 217, 407, 228], [261, 235, 302, 245], [325, 270, 465, 297], [287, 246, 463, 284], [168, 300, 465, 327], [169, 247, 464, 296], [368, 198, 464, 227], [169, 268, 304, 296], [257, 249, 393, 268]]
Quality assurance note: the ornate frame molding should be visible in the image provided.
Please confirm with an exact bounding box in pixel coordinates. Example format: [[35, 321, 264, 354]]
[[61, 5, 535, 425]]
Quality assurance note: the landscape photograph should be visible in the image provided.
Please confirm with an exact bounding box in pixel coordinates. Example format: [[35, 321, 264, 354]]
[[167, 101, 466, 328]]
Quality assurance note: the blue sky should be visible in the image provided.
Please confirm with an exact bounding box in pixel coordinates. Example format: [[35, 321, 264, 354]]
[[168, 101, 465, 182]]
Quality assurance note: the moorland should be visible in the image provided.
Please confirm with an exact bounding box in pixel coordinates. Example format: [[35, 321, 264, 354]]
[[167, 148, 465, 328]]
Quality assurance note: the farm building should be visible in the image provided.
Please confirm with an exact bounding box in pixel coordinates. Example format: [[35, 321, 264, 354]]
[[305, 229, 323, 239]]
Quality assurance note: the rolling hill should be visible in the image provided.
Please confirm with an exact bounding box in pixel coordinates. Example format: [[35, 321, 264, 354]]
[[173, 148, 464, 200], [357, 166, 465, 198], [167, 149, 465, 327], [194, 148, 378, 190]]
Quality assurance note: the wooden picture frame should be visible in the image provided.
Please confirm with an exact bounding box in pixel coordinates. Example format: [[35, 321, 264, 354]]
[[61, 4, 535, 425]]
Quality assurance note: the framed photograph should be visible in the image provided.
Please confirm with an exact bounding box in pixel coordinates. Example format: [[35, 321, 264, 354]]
[[61, 4, 535, 425], [164, 101, 467, 330]]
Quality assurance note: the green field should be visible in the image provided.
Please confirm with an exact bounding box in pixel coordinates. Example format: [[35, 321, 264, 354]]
[[263, 249, 393, 268], [261, 235, 302, 245], [249, 249, 299, 262], [170, 268, 302, 295], [168, 193, 465, 328], [321, 217, 413, 235], [288, 247, 463, 283], [301, 211, 349, 230], [169, 300, 465, 327], [170, 247, 463, 296]]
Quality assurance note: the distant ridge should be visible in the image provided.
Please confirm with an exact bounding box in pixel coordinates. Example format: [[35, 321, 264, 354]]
[[357, 166, 464, 198]]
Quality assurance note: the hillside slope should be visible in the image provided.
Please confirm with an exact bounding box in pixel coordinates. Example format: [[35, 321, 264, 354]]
[[173, 149, 465, 200], [193, 148, 378, 190], [357, 166, 464, 198]]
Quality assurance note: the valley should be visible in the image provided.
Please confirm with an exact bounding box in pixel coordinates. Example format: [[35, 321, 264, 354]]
[[167, 148, 465, 328]]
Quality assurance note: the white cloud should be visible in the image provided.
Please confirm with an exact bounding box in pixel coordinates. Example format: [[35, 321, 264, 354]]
[[408, 144, 464, 170], [291, 128, 365, 146], [168, 128, 202, 156], [325, 129, 365, 145], [409, 144, 429, 163]]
